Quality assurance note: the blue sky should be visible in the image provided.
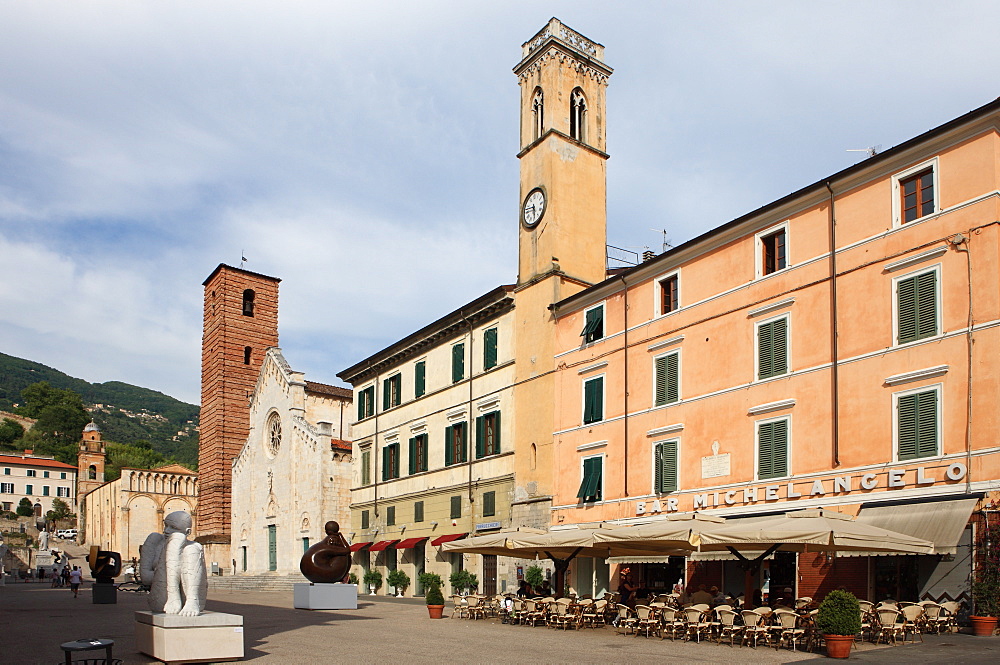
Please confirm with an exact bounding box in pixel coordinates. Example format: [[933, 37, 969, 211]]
[[2, 1, 999, 405]]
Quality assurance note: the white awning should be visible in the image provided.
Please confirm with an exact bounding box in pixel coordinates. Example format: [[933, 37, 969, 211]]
[[607, 556, 675, 564], [844, 496, 978, 556]]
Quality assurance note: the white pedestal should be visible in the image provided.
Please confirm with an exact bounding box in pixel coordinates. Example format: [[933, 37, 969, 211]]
[[293, 582, 358, 610], [135, 611, 244, 664]]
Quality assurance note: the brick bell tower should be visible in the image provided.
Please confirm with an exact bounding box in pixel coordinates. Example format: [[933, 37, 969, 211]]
[[197, 264, 280, 561], [77, 422, 106, 499]]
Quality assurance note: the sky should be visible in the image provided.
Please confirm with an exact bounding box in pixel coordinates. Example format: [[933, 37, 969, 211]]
[[2, 1, 999, 406]]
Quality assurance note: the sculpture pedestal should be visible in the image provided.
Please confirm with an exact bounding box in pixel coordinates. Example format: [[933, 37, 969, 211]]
[[135, 611, 244, 664], [293, 582, 358, 610], [93, 581, 117, 604]]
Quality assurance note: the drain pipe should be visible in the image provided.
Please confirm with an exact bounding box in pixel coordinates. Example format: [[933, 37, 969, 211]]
[[824, 181, 841, 467], [952, 233, 974, 493], [620, 274, 629, 497]]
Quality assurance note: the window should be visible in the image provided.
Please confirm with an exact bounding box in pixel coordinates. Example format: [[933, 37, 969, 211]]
[[42, 486, 49, 496], [654, 352, 679, 406], [761, 228, 787, 275], [414, 360, 426, 398], [361, 509, 370, 529], [582, 376, 604, 425], [483, 491, 496, 517], [580, 305, 604, 343], [452, 343, 465, 383], [357, 385, 375, 420], [414, 501, 424, 523], [408, 434, 428, 474], [25, 484, 33, 495], [0, 483, 12, 493], [266, 414, 281, 457], [26, 469, 36, 477], [361, 449, 371, 485], [43, 471, 49, 478], [658, 274, 679, 315], [60, 472, 66, 479], [576, 456, 603, 502], [475, 411, 501, 458], [483, 327, 498, 370], [901, 168, 935, 223], [381, 443, 400, 481], [757, 418, 789, 480], [242, 289, 255, 317], [896, 269, 938, 344], [88, 465, 97, 480], [654, 440, 679, 493], [3, 468, 8, 475], [896, 387, 939, 461], [385, 505, 395, 526], [570, 88, 586, 142], [382, 374, 401, 409], [532, 88, 544, 141], [757, 316, 789, 380], [450, 495, 462, 519], [302, 537, 310, 553], [243, 346, 251, 365], [444, 423, 468, 466], [57, 487, 70, 498]]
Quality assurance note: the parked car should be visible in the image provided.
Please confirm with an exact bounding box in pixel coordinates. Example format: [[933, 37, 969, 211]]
[[56, 529, 78, 540]]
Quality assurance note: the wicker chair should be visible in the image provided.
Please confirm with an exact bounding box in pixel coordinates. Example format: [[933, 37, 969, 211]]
[[900, 604, 925, 642], [684, 607, 713, 643], [716, 608, 743, 647], [658, 606, 686, 641], [581, 599, 607, 628], [449, 595, 468, 620], [615, 605, 637, 636], [634, 605, 659, 638], [741, 610, 769, 648], [774, 609, 808, 651], [874, 608, 904, 645]]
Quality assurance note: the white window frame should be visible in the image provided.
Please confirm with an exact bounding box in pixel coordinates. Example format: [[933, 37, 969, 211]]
[[581, 373, 606, 425], [891, 263, 942, 348], [892, 383, 942, 462], [654, 269, 681, 318], [0, 483, 13, 493], [581, 302, 606, 345], [651, 438, 681, 495], [754, 221, 790, 279], [652, 349, 681, 407], [754, 414, 792, 481], [357, 382, 376, 419], [57, 486, 70, 498], [580, 452, 605, 503], [385, 372, 402, 408], [892, 157, 940, 227], [753, 313, 791, 382]]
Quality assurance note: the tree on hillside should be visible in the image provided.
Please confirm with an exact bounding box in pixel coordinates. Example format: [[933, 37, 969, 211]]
[[15, 382, 90, 464], [104, 442, 171, 482], [0, 418, 24, 450], [16, 497, 34, 517], [45, 498, 73, 521]]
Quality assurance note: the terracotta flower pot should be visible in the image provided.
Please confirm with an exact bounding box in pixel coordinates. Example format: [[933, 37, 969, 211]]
[[824, 634, 854, 658], [427, 604, 445, 619], [970, 615, 998, 636]]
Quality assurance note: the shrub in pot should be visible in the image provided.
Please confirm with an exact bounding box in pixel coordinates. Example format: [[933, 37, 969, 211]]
[[450, 569, 473, 595], [387, 569, 410, 597], [363, 569, 382, 595], [419, 572, 443, 594], [971, 522, 1000, 636], [425, 582, 445, 618], [816, 589, 862, 658]]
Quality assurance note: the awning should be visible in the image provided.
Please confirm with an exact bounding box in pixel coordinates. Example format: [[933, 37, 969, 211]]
[[608, 556, 675, 564], [350, 542, 372, 552], [849, 496, 978, 556], [395, 537, 428, 549], [430, 533, 467, 546], [368, 540, 400, 552]]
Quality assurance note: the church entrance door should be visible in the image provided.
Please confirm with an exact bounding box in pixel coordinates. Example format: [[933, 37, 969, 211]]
[[267, 525, 277, 571]]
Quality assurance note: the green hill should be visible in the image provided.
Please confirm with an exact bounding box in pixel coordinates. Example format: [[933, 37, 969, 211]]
[[0, 352, 199, 469]]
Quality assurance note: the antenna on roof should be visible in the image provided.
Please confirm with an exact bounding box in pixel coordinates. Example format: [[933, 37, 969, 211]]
[[846, 144, 882, 158], [650, 229, 673, 253], [240, 251, 248, 269]]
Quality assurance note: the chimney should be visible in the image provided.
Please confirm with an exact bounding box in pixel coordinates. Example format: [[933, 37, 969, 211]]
[[642, 250, 656, 262]]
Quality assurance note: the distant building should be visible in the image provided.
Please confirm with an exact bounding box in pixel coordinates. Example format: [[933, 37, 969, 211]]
[[77, 422, 106, 498], [0, 452, 76, 516]]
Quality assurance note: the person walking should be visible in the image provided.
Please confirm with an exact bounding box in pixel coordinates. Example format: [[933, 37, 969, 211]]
[[61, 565, 70, 588], [69, 566, 83, 598]]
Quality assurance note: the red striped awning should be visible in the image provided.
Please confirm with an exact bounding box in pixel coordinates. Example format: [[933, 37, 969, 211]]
[[368, 540, 399, 552], [430, 533, 468, 547], [395, 537, 429, 549], [350, 542, 373, 552]]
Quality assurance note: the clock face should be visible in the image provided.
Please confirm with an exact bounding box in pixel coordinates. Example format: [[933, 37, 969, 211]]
[[522, 188, 546, 228]]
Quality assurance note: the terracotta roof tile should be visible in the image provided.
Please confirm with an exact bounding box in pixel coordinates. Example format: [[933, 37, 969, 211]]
[[0, 455, 77, 470], [305, 381, 352, 399]]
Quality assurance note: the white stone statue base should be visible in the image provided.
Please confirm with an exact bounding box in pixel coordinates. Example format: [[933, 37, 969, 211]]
[[135, 611, 244, 664], [293, 582, 358, 610]]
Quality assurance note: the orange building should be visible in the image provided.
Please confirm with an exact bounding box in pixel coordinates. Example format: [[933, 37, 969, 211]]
[[550, 96, 1000, 605]]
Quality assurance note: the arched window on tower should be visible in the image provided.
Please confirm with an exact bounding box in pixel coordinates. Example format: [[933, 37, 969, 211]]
[[570, 88, 587, 143], [88, 465, 96, 480], [242, 289, 255, 317], [532, 88, 544, 141], [244, 346, 252, 365]]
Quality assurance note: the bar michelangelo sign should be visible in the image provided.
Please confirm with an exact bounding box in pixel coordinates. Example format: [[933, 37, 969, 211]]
[[636, 462, 968, 515]]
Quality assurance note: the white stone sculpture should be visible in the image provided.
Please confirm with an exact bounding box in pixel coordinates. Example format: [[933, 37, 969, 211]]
[[140, 510, 208, 616], [38, 529, 49, 551]]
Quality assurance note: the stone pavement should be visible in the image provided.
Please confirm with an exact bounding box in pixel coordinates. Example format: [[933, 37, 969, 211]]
[[3, 582, 998, 664]]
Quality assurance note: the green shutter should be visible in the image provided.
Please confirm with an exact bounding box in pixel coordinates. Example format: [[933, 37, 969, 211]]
[[415, 361, 425, 398], [577, 457, 602, 501], [409, 437, 417, 475], [484, 328, 498, 370], [414, 501, 424, 522], [493, 411, 501, 454], [386, 506, 395, 526], [581, 307, 604, 342], [452, 344, 465, 383], [361, 509, 369, 529], [475, 416, 485, 459], [361, 450, 370, 485], [584, 377, 603, 424], [758, 319, 788, 379], [458, 422, 467, 462], [420, 435, 428, 471], [899, 390, 938, 460], [758, 420, 788, 479], [383, 378, 390, 410], [357, 390, 365, 420], [656, 441, 678, 493], [382, 446, 389, 482], [445, 425, 454, 466], [450, 495, 461, 519], [898, 271, 938, 344], [392, 444, 400, 478], [655, 353, 679, 406], [483, 491, 496, 517]]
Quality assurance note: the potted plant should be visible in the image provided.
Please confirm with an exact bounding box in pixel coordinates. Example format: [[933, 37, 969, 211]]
[[363, 569, 382, 595], [815, 589, 862, 658], [387, 569, 410, 597], [418, 572, 443, 595], [425, 582, 445, 619], [971, 521, 1000, 636]]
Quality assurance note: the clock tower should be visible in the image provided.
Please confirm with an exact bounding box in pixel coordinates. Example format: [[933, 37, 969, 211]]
[[511, 19, 611, 528]]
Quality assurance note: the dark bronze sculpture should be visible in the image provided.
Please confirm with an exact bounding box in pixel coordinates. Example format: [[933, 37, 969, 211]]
[[300, 521, 351, 584], [88, 546, 122, 584]]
